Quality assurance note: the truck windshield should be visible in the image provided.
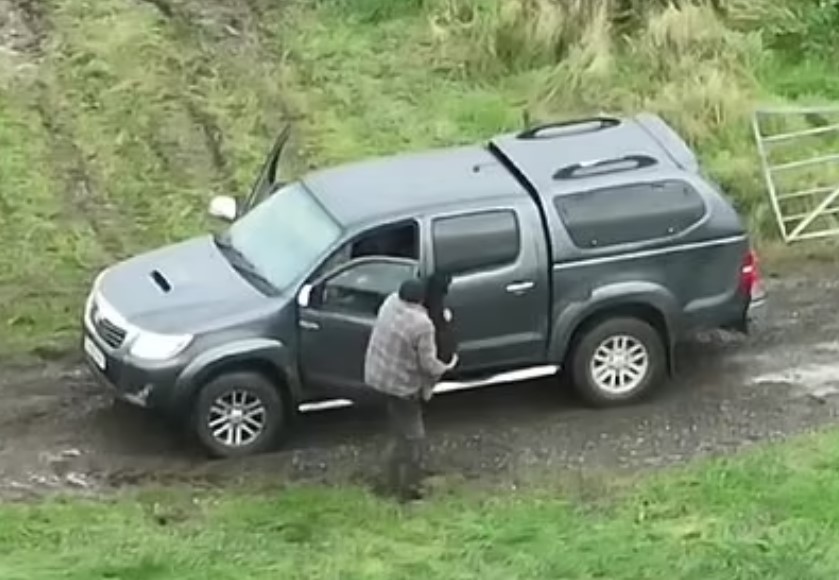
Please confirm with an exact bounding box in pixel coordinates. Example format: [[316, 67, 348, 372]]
[[218, 182, 342, 294]]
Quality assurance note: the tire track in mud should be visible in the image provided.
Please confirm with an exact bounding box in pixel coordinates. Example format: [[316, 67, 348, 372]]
[[19, 0, 266, 261], [137, 0, 175, 19], [136, 0, 304, 192], [0, 0, 45, 56], [183, 95, 240, 195], [0, 0, 45, 87], [135, 0, 270, 194], [2, 0, 134, 260], [31, 83, 132, 260]]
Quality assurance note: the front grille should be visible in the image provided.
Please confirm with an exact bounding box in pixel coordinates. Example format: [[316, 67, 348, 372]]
[[90, 302, 127, 348]]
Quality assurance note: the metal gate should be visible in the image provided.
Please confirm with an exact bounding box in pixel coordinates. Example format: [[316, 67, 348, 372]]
[[752, 107, 839, 243]]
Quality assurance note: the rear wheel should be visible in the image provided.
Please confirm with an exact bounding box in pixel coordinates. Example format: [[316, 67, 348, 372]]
[[192, 371, 286, 458], [569, 317, 666, 407]]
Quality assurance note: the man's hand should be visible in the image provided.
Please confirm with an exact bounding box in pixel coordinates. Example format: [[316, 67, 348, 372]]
[[446, 353, 459, 371], [421, 384, 434, 402], [423, 355, 457, 403]]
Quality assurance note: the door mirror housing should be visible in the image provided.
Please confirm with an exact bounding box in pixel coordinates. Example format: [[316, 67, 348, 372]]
[[208, 195, 238, 222], [297, 284, 314, 308]]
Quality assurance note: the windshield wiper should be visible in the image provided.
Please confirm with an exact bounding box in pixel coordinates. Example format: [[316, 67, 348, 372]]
[[213, 233, 278, 294]]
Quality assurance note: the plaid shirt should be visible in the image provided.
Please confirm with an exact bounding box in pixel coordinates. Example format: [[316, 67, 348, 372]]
[[364, 293, 449, 398]]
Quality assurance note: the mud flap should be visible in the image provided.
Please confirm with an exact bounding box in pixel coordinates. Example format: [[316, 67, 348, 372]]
[[721, 314, 749, 335], [720, 294, 753, 336], [667, 340, 677, 376]]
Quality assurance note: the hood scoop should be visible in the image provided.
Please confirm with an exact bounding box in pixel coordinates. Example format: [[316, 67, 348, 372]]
[[150, 270, 172, 293]]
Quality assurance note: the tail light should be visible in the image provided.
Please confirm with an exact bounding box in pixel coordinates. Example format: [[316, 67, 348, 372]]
[[740, 249, 763, 299]]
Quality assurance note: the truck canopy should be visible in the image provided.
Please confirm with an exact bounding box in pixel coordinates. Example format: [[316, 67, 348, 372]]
[[488, 113, 700, 200]]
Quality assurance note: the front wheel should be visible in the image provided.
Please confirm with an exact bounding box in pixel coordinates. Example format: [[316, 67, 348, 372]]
[[569, 317, 666, 407], [192, 371, 286, 458]]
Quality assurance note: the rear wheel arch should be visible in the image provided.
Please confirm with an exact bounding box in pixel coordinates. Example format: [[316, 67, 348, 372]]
[[568, 303, 672, 363], [552, 299, 676, 374]]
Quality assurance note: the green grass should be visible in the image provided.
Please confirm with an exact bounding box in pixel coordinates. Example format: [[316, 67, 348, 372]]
[[0, 0, 287, 357], [1, 0, 838, 357], [7, 430, 839, 578]]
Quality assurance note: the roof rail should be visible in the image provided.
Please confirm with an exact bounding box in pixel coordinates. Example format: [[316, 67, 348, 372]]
[[517, 116, 621, 140], [553, 154, 657, 180]]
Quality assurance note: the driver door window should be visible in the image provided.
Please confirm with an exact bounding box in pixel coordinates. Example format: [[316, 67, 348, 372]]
[[313, 221, 418, 282], [316, 259, 418, 318]]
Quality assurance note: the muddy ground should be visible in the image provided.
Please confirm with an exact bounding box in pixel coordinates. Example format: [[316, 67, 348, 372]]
[[2, 266, 839, 498], [3, 0, 839, 498]]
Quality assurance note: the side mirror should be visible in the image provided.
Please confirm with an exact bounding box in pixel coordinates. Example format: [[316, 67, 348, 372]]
[[208, 195, 238, 222], [297, 284, 313, 308]]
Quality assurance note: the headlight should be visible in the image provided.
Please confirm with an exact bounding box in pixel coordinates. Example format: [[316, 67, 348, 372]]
[[84, 269, 108, 317], [92, 269, 107, 289], [129, 330, 193, 361]]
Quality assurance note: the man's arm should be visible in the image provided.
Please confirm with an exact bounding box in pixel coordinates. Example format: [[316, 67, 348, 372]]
[[416, 322, 450, 378]]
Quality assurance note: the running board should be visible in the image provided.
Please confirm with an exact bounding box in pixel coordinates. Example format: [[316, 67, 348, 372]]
[[297, 364, 560, 413]]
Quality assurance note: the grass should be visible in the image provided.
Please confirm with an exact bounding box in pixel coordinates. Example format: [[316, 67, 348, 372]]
[[0, 0, 838, 357], [0, 0, 287, 356], [6, 429, 839, 577]]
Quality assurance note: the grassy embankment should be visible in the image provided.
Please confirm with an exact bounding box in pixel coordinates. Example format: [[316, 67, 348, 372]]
[[1, 0, 839, 358]]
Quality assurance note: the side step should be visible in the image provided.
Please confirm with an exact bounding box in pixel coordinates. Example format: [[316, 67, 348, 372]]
[[297, 364, 560, 413]]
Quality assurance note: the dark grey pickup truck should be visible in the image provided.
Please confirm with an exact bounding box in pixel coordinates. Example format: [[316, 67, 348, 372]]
[[81, 113, 766, 458]]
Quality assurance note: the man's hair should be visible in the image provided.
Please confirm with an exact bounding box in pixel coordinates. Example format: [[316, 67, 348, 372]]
[[426, 272, 451, 294], [398, 277, 426, 304], [423, 272, 451, 309]]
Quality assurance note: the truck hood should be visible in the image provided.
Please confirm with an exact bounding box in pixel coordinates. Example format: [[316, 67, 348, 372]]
[[96, 235, 268, 334]]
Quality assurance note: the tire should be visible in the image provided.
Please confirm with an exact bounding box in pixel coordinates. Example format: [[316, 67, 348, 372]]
[[192, 371, 286, 459], [569, 317, 666, 407]]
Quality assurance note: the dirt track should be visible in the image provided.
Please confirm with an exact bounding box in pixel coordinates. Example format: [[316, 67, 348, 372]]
[[2, 266, 839, 497]]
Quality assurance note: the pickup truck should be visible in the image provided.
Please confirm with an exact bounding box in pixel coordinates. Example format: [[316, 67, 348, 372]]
[[81, 113, 766, 458]]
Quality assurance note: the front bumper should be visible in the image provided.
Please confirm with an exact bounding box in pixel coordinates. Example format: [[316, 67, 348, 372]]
[[82, 330, 183, 411], [81, 285, 190, 411]]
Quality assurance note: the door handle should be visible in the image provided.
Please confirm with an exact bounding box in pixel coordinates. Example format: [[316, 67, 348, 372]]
[[300, 320, 320, 331], [506, 281, 535, 294]]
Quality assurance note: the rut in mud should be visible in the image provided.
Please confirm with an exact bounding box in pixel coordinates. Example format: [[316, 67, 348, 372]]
[[2, 266, 839, 498], [0, 0, 45, 57]]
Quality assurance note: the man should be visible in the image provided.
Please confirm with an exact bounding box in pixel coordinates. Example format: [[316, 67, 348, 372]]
[[364, 276, 457, 501]]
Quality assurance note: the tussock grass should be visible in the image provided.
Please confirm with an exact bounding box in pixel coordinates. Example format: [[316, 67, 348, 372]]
[[287, 0, 836, 239], [286, 1, 773, 221]]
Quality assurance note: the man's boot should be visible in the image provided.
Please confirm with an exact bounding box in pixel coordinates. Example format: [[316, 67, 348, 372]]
[[397, 438, 425, 502]]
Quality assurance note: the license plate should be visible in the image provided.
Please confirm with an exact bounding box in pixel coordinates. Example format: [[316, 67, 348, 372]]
[[84, 336, 106, 370]]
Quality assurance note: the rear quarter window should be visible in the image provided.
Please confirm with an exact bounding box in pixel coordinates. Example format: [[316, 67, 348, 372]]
[[553, 179, 706, 249], [432, 210, 520, 274]]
